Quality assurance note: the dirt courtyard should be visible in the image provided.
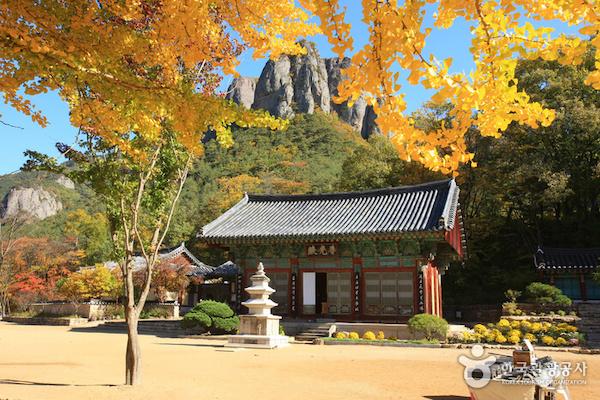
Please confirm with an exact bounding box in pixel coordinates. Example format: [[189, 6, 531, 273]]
[[0, 322, 598, 400]]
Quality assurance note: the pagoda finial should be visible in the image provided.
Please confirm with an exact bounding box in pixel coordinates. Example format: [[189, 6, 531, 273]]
[[257, 262, 265, 275]]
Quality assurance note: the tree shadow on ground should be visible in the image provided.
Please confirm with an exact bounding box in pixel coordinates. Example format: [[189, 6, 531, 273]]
[[69, 325, 180, 338], [0, 379, 117, 387], [155, 342, 225, 349], [424, 396, 470, 400]]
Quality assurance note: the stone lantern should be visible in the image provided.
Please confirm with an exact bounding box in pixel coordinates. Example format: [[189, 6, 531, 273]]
[[226, 262, 289, 348]]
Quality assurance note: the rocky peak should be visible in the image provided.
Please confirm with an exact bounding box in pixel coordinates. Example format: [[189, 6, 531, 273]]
[[55, 175, 75, 189], [226, 77, 258, 109], [1, 187, 63, 221], [227, 41, 377, 138]]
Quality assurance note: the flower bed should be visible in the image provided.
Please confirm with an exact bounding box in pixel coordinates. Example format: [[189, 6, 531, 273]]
[[452, 318, 582, 347], [322, 337, 440, 347], [328, 330, 439, 346]]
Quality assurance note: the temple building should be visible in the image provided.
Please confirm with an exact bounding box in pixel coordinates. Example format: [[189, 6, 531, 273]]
[[534, 246, 600, 301], [200, 179, 465, 321]]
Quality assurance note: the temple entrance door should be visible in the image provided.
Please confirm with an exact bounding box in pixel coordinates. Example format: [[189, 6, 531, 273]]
[[302, 272, 316, 314], [316, 273, 328, 315]]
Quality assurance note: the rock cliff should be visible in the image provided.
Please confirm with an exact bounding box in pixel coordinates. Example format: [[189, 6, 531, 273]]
[[1, 187, 63, 220], [226, 41, 377, 138], [55, 175, 75, 189]]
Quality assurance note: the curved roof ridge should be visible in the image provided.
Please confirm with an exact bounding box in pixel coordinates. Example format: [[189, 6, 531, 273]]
[[247, 179, 453, 203]]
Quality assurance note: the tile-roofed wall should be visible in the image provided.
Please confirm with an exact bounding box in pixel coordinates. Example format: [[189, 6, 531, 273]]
[[534, 247, 600, 270]]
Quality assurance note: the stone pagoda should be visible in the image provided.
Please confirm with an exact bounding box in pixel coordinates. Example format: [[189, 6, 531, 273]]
[[226, 262, 289, 349]]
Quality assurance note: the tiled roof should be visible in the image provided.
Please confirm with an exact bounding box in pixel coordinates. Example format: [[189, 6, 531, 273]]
[[87, 243, 214, 275], [159, 242, 212, 271], [204, 261, 239, 278], [201, 179, 460, 243], [534, 247, 600, 270]]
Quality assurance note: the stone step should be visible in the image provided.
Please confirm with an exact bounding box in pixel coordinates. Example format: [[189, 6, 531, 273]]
[[304, 328, 331, 334], [294, 335, 322, 342]]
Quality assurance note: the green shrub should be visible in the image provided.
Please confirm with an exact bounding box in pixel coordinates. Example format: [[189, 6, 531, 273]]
[[180, 300, 238, 334], [504, 289, 522, 303], [140, 307, 170, 319], [503, 302, 522, 316], [104, 304, 124, 319], [525, 282, 572, 307], [279, 325, 286, 336], [181, 311, 212, 330], [408, 313, 449, 341], [212, 316, 240, 334], [554, 294, 572, 307], [194, 300, 235, 318]]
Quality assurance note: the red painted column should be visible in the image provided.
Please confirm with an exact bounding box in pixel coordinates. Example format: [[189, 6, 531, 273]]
[[424, 263, 432, 315]]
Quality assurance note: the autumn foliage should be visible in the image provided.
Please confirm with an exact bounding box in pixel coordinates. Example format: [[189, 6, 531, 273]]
[[2, 2, 599, 174], [0, 237, 82, 311], [57, 265, 121, 303]]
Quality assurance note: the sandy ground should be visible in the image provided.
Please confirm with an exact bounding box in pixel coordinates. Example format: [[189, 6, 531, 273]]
[[0, 322, 598, 400]]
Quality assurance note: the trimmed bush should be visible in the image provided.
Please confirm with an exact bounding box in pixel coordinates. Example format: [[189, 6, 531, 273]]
[[212, 316, 240, 334], [348, 332, 359, 340], [180, 300, 238, 334], [525, 282, 572, 307], [194, 300, 235, 318], [408, 313, 449, 341], [181, 311, 211, 330], [363, 331, 376, 340]]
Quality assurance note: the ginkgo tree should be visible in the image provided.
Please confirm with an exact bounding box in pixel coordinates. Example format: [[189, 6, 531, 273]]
[[1, 0, 599, 386], [302, 0, 599, 174]]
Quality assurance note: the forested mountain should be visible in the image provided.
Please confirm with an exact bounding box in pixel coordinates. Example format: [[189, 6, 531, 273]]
[[1, 52, 598, 304]]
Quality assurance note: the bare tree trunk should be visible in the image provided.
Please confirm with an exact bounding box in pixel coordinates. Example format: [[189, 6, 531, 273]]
[[125, 306, 141, 385], [118, 151, 191, 386]]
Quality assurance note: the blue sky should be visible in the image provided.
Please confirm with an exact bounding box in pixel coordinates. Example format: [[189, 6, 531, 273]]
[[0, 2, 581, 175]]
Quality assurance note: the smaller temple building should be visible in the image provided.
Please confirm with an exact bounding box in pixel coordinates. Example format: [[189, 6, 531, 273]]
[[534, 246, 600, 301], [200, 179, 465, 321]]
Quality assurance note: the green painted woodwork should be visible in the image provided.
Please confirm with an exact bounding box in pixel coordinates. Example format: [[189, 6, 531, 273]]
[[339, 242, 356, 257], [379, 256, 399, 267], [340, 257, 353, 268], [377, 240, 398, 256], [362, 257, 377, 268], [357, 240, 377, 257], [398, 239, 420, 255]]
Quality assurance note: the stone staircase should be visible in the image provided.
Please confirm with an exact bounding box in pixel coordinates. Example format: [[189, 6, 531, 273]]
[[91, 319, 187, 337], [293, 322, 335, 342], [577, 302, 600, 348]]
